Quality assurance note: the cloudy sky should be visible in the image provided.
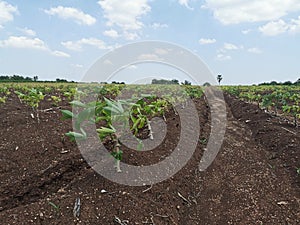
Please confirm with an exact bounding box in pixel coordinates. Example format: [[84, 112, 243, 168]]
[[0, 0, 300, 85]]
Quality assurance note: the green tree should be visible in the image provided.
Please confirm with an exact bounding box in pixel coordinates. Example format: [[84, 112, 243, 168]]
[[217, 74, 223, 85], [181, 80, 192, 85]]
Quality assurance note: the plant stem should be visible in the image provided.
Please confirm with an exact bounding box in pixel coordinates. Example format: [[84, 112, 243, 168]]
[[115, 140, 121, 173], [147, 120, 154, 140]]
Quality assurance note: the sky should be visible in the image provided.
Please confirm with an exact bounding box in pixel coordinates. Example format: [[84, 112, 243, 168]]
[[0, 0, 300, 85]]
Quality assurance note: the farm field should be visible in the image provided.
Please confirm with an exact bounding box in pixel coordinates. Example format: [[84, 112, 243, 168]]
[[0, 83, 299, 224]]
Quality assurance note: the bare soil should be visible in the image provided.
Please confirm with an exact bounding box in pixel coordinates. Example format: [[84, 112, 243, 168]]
[[0, 92, 299, 224]]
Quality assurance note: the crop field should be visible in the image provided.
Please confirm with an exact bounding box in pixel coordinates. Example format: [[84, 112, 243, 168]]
[[0, 82, 299, 224]]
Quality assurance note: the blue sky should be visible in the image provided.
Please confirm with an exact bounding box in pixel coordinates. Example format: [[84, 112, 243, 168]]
[[0, 0, 300, 85]]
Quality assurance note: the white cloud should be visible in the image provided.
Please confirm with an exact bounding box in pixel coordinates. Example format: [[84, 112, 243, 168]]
[[103, 29, 119, 38], [259, 17, 300, 36], [242, 29, 251, 34], [0, 36, 70, 57], [216, 54, 231, 61], [203, 0, 300, 25], [289, 16, 300, 33], [98, 0, 150, 31], [199, 38, 216, 45], [248, 47, 263, 54], [0, 36, 48, 50], [44, 6, 96, 26], [51, 50, 70, 58], [151, 23, 168, 29], [71, 64, 84, 68], [18, 27, 36, 37], [123, 31, 139, 40], [0, 0, 18, 27], [224, 43, 239, 50], [138, 53, 162, 61], [216, 42, 246, 60], [62, 38, 111, 51], [259, 20, 288, 36], [178, 0, 193, 10], [154, 48, 169, 55]]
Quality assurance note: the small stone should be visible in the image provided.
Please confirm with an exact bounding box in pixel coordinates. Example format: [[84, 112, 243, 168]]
[[100, 189, 107, 194], [277, 201, 288, 205], [57, 188, 66, 194]]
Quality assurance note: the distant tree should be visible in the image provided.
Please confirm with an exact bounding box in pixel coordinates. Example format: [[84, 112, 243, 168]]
[[270, 81, 278, 85], [217, 74, 223, 85], [294, 78, 300, 85], [203, 82, 211, 86], [111, 81, 125, 84], [151, 79, 180, 85], [171, 79, 179, 85], [0, 76, 9, 81], [56, 78, 68, 83], [283, 81, 293, 85], [181, 80, 192, 85], [33, 76, 38, 82], [24, 77, 32, 81]]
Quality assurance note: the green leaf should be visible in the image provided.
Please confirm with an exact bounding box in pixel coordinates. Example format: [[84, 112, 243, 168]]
[[61, 110, 75, 120], [70, 100, 86, 108], [104, 97, 124, 114], [138, 117, 145, 129], [111, 150, 123, 160], [137, 141, 143, 151], [78, 108, 93, 122], [65, 131, 86, 141], [130, 114, 137, 123], [95, 116, 109, 123], [103, 106, 121, 114], [97, 126, 116, 134], [131, 117, 141, 131]]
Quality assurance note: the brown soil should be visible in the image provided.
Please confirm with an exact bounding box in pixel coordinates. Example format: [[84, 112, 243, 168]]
[[0, 92, 299, 224]]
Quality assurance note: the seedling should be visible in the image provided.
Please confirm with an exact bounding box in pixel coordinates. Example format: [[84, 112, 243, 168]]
[[0, 96, 6, 104], [15, 88, 45, 123], [199, 138, 207, 145], [48, 201, 60, 211], [62, 92, 168, 172], [282, 105, 300, 127], [50, 95, 62, 106]]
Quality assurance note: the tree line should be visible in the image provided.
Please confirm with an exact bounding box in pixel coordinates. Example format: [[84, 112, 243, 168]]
[[259, 78, 300, 86], [0, 75, 74, 83]]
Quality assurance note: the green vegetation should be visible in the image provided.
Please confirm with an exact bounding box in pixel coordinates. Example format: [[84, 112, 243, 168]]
[[223, 85, 300, 126], [58, 83, 204, 172], [0, 81, 298, 175]]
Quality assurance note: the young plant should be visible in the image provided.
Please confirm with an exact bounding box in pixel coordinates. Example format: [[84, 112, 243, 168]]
[[282, 105, 300, 127], [15, 88, 45, 122], [0, 96, 7, 104], [96, 97, 128, 172], [50, 95, 62, 106], [62, 91, 168, 173]]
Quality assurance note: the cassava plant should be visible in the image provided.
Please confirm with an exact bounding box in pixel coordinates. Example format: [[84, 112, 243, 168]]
[[62, 93, 168, 172], [15, 88, 45, 122]]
